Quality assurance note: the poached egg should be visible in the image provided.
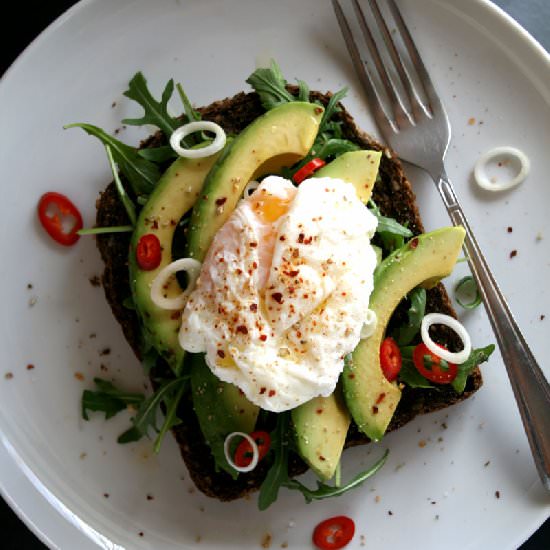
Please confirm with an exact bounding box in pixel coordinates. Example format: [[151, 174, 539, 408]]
[[179, 175, 378, 412]]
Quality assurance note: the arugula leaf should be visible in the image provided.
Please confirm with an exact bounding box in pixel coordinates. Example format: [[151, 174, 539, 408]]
[[65, 122, 160, 196], [176, 83, 201, 123], [138, 146, 177, 163], [317, 88, 348, 137], [118, 377, 188, 444], [258, 412, 291, 511], [393, 288, 427, 346], [283, 449, 389, 503], [452, 344, 495, 393], [315, 138, 359, 160], [246, 60, 294, 110], [105, 145, 136, 226], [77, 225, 133, 235], [399, 347, 436, 389], [399, 345, 495, 392], [368, 199, 413, 253], [153, 380, 186, 453], [82, 378, 144, 421], [122, 72, 180, 138], [296, 79, 310, 102]]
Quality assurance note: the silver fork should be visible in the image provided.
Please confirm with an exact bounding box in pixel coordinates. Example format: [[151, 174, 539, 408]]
[[333, 0, 550, 490]]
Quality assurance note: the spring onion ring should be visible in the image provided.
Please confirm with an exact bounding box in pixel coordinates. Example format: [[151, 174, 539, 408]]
[[455, 276, 482, 309], [150, 258, 202, 310], [223, 432, 259, 473], [420, 313, 472, 365], [169, 121, 226, 159], [473, 146, 530, 192]]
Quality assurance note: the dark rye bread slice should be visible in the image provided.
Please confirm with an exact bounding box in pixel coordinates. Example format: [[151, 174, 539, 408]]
[[96, 89, 482, 501]]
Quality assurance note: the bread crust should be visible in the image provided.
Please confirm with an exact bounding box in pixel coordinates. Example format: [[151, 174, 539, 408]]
[[96, 89, 482, 501]]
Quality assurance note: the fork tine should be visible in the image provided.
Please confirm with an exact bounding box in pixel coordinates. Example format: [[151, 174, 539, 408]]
[[387, 0, 444, 115], [332, 0, 396, 132], [367, 0, 428, 119], [350, 0, 411, 128]]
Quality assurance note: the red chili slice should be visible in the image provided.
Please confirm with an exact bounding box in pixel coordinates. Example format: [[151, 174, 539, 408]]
[[313, 516, 355, 550], [37, 192, 83, 246], [379, 337, 402, 382], [292, 158, 326, 184], [136, 234, 162, 271], [412, 343, 458, 384], [233, 431, 271, 468]]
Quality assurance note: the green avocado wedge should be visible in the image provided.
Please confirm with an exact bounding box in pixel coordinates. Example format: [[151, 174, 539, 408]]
[[129, 150, 223, 375], [291, 150, 380, 481], [312, 150, 382, 203], [343, 226, 466, 442]]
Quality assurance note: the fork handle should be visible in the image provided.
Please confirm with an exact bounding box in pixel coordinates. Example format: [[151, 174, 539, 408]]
[[436, 171, 550, 491]]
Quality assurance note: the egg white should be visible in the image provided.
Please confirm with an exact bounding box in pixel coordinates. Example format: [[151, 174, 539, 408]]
[[179, 175, 378, 411]]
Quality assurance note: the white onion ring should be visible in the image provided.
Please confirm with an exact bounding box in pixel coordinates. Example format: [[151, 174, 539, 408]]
[[420, 313, 472, 365], [360, 309, 377, 339], [473, 146, 530, 192], [243, 180, 260, 198], [169, 121, 226, 159], [150, 258, 202, 310], [223, 432, 259, 473]]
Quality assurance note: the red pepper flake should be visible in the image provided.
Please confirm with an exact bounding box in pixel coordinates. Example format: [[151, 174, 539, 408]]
[[259, 387, 267, 395], [26, 364, 35, 371], [409, 237, 419, 249], [236, 325, 249, 335], [250, 303, 258, 312], [319, 455, 326, 461], [495, 490, 501, 499], [372, 405, 379, 414], [249, 242, 258, 248], [74, 372, 85, 381], [99, 347, 111, 356], [279, 235, 286, 241], [303, 236, 313, 245], [260, 334, 267, 342], [541, 314, 546, 321], [376, 393, 386, 404], [170, 311, 180, 320], [348, 373, 355, 379], [138, 532, 144, 538], [236, 268, 243, 275], [271, 292, 284, 304], [283, 270, 300, 277], [316, 408, 324, 414], [146, 494, 154, 501], [215, 197, 227, 206], [217, 350, 226, 358], [252, 261, 258, 269], [314, 107, 323, 114], [297, 233, 305, 243], [509, 250, 517, 258], [103, 493, 109, 498], [507, 226, 513, 233], [268, 390, 276, 397]]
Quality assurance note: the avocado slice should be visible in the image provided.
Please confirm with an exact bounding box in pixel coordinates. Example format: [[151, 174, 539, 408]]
[[312, 150, 381, 203], [292, 385, 349, 481], [186, 101, 324, 261], [185, 101, 323, 471], [290, 151, 380, 481], [343, 226, 466, 442], [129, 151, 222, 375], [189, 354, 258, 477]]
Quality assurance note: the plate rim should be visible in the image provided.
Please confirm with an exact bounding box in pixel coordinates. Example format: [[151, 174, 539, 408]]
[[1, 0, 549, 548]]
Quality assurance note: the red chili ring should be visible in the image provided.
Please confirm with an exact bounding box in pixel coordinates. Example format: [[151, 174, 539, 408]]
[[37, 192, 83, 246], [136, 233, 162, 271], [292, 158, 326, 185], [313, 516, 355, 550]]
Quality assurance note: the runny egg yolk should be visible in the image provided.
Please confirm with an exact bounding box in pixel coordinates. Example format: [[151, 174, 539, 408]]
[[179, 175, 379, 412]]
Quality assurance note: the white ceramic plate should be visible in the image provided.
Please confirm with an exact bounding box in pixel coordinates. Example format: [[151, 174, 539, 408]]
[[1, 0, 549, 548]]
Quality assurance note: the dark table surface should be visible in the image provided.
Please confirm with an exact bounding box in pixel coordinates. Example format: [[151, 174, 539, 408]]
[[1, 1, 549, 548]]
